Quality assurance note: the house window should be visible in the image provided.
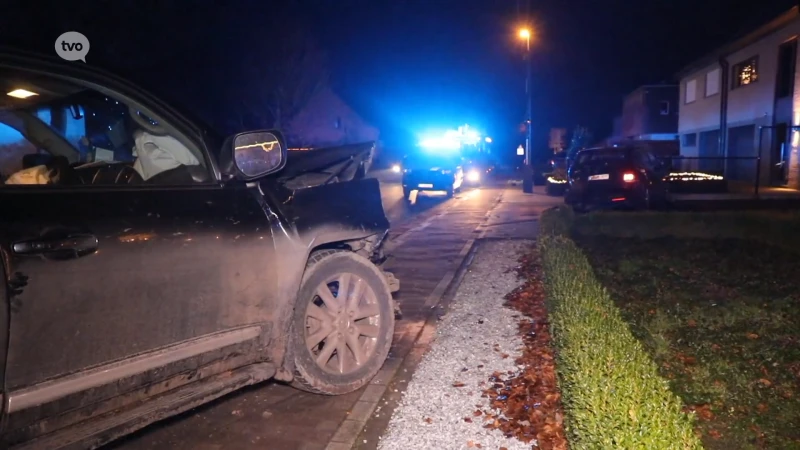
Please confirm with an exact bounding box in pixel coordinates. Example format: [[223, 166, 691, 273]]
[[659, 101, 670, 115], [732, 56, 759, 89], [776, 39, 797, 98], [685, 79, 697, 103], [682, 133, 697, 147], [705, 68, 720, 96]]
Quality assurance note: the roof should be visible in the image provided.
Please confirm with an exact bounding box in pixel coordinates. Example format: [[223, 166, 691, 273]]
[[676, 6, 800, 79]]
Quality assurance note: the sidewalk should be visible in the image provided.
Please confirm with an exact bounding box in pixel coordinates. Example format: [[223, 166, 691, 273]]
[[349, 187, 561, 450]]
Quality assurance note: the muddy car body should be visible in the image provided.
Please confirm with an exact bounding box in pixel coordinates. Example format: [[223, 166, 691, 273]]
[[0, 50, 397, 449]]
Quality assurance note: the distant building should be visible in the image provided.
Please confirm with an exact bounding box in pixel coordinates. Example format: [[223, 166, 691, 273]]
[[284, 88, 379, 149], [618, 85, 679, 141], [677, 6, 800, 189]]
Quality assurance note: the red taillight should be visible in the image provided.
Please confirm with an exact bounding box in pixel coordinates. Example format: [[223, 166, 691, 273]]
[[612, 197, 626, 202], [622, 172, 636, 182]]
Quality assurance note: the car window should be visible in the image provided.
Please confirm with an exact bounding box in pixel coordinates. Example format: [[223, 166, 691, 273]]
[[404, 153, 461, 169], [576, 149, 627, 166], [0, 70, 211, 187], [633, 148, 659, 169]]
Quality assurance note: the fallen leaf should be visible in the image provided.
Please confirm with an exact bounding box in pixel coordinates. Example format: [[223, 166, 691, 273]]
[[424, 417, 432, 424], [464, 417, 473, 423], [473, 410, 483, 416], [452, 382, 466, 388], [467, 440, 475, 448], [501, 353, 510, 359], [476, 444, 482, 449], [692, 404, 714, 421], [758, 378, 772, 387], [757, 403, 768, 413], [708, 429, 722, 439], [747, 333, 759, 339], [687, 319, 697, 327]]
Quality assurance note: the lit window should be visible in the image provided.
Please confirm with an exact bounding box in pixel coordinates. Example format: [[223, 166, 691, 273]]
[[732, 56, 759, 89]]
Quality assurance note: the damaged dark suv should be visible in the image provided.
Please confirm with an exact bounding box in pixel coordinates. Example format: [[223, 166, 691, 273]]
[[0, 50, 398, 449]]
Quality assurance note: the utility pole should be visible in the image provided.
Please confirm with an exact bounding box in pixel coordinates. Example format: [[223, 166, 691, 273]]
[[520, 0, 534, 193]]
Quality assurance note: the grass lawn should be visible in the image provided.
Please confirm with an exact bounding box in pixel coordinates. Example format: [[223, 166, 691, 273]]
[[572, 212, 800, 450]]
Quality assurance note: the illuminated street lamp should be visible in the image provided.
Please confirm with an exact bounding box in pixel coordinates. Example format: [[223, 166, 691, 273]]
[[518, 28, 531, 47], [518, 27, 534, 193]]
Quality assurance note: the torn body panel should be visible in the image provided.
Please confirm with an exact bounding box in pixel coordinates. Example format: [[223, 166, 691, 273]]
[[260, 176, 394, 372]]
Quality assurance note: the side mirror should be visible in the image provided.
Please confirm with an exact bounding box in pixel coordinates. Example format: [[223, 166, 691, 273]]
[[225, 130, 287, 181]]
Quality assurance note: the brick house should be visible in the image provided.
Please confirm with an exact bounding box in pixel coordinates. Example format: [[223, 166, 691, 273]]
[[283, 88, 379, 149], [677, 6, 800, 189]]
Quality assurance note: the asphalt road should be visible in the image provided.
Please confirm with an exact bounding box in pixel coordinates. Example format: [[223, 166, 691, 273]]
[[106, 173, 552, 450]]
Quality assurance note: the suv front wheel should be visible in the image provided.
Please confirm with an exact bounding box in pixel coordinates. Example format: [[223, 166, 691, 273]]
[[289, 250, 395, 395]]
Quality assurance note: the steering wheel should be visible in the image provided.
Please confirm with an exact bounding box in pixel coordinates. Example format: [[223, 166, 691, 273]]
[[115, 165, 142, 184], [128, 105, 168, 136]]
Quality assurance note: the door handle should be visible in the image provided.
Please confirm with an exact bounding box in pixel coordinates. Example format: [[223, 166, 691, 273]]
[[13, 234, 99, 258]]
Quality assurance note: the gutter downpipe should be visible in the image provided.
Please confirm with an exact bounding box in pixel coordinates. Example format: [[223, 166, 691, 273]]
[[719, 56, 730, 170]]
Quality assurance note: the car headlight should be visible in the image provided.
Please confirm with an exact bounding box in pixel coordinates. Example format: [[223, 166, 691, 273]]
[[391, 164, 401, 173], [467, 169, 480, 182]]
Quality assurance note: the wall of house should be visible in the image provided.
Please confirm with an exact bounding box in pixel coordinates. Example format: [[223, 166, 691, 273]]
[[621, 89, 646, 138], [644, 87, 679, 135], [284, 88, 379, 149], [678, 62, 722, 159], [680, 19, 800, 187]]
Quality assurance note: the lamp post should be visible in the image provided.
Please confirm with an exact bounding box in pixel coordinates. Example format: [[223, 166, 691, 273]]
[[519, 28, 534, 193]]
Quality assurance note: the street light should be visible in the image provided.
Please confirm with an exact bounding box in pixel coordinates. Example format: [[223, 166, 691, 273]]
[[518, 27, 534, 193]]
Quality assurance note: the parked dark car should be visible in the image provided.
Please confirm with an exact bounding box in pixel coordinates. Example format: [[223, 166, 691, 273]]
[[401, 151, 464, 201], [0, 49, 398, 449], [565, 145, 670, 210]]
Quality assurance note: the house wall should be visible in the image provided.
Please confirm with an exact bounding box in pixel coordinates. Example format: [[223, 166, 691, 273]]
[[621, 89, 646, 138], [622, 86, 678, 139], [678, 62, 722, 159], [679, 18, 800, 187], [284, 88, 379, 149], [644, 86, 679, 135]]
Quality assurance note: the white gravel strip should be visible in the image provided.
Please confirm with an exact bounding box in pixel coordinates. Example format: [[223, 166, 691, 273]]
[[378, 239, 535, 450]]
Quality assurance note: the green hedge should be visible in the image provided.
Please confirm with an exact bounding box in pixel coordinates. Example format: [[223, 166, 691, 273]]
[[539, 206, 702, 449]]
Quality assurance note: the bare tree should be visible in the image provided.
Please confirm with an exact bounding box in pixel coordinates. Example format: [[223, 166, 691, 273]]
[[234, 27, 330, 131], [566, 125, 592, 156]]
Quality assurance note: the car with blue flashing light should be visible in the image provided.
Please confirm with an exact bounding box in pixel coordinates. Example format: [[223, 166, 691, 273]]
[[401, 151, 464, 201]]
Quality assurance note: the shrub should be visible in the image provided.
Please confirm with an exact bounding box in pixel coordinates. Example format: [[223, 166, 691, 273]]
[[539, 207, 702, 449]]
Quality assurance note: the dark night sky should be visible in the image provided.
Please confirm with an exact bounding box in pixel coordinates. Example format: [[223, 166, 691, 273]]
[[2, 0, 797, 156]]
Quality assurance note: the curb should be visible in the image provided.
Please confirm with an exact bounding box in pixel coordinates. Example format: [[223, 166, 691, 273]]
[[325, 190, 506, 450], [324, 239, 481, 450]]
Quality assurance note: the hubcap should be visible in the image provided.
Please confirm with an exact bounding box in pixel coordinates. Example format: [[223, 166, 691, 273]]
[[305, 273, 381, 374]]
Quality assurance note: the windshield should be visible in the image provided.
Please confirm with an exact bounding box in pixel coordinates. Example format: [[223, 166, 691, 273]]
[[404, 152, 461, 169]]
